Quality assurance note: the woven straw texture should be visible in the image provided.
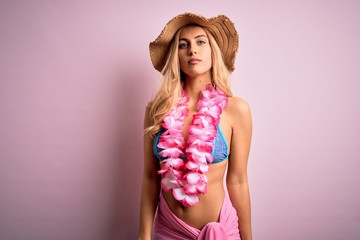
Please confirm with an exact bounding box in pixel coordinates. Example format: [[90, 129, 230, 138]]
[[149, 13, 239, 73]]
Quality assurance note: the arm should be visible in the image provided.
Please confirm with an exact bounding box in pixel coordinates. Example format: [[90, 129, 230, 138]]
[[138, 106, 161, 240], [226, 97, 253, 240]]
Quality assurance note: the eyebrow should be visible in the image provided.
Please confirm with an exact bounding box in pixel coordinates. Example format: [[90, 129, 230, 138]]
[[179, 35, 208, 41]]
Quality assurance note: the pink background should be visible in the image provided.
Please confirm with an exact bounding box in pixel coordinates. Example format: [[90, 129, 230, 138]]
[[1, 1, 359, 239]]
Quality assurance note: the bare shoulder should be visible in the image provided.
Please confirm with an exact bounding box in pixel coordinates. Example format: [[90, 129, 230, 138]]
[[225, 96, 252, 132], [227, 96, 252, 119]]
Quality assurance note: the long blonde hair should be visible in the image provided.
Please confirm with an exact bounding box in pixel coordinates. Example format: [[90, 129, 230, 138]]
[[145, 25, 233, 136]]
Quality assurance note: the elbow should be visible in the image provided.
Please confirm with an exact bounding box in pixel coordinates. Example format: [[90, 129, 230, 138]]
[[226, 175, 249, 186]]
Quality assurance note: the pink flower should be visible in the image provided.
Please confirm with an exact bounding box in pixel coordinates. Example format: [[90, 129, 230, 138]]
[[157, 157, 184, 174], [158, 135, 185, 150], [186, 172, 203, 184], [188, 124, 216, 140], [161, 171, 180, 191], [157, 84, 228, 207], [199, 104, 223, 121], [196, 182, 207, 194], [192, 114, 216, 128], [182, 173, 208, 194], [187, 137, 214, 150], [186, 146, 213, 164], [183, 183, 197, 194], [159, 147, 184, 159], [185, 160, 209, 173], [173, 188, 199, 206], [162, 115, 184, 130]]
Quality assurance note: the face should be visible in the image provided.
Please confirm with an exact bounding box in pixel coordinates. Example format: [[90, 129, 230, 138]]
[[178, 25, 212, 78]]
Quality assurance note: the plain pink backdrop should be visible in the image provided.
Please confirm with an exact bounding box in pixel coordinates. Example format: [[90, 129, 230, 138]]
[[0, 1, 359, 239]]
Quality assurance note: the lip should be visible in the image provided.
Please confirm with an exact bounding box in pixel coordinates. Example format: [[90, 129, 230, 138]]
[[188, 58, 201, 64]]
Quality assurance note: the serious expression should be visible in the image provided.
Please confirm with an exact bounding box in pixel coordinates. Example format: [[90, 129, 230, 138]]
[[178, 25, 212, 78]]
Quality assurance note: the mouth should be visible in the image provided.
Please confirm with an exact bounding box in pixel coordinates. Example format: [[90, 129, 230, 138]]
[[188, 58, 201, 64]]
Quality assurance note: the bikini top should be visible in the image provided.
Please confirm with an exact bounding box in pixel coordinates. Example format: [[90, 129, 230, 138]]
[[153, 124, 229, 164]]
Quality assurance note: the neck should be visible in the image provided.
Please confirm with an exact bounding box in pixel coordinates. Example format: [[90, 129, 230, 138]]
[[183, 73, 212, 105]]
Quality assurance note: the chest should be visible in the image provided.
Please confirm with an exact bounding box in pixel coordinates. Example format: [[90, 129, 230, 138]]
[[181, 107, 232, 148]]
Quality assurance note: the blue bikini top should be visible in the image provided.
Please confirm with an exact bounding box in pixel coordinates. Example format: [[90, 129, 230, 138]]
[[153, 125, 229, 164]]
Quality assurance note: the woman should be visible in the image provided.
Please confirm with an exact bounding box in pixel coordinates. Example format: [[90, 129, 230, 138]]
[[139, 13, 252, 240]]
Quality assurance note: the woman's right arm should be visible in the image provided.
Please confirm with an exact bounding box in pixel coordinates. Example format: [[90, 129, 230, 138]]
[[138, 106, 161, 240]]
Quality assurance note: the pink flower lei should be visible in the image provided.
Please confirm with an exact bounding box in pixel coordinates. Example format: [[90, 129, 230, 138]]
[[157, 84, 228, 206]]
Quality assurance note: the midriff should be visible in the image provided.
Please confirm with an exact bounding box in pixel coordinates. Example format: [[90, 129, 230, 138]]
[[161, 159, 228, 229]]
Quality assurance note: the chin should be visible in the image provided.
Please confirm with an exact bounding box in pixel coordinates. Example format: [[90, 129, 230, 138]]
[[184, 69, 211, 78]]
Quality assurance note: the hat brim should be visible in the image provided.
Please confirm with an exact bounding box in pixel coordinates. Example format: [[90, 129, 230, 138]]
[[149, 12, 239, 73]]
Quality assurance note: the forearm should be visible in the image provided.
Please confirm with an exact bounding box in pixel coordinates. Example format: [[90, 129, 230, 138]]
[[138, 174, 160, 240], [227, 182, 252, 240]]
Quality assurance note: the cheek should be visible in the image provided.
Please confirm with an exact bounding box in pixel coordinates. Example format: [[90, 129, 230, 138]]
[[178, 52, 186, 65], [205, 48, 212, 66], [178, 56, 187, 72]]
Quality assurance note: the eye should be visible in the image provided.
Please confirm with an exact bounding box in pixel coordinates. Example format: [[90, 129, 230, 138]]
[[179, 42, 188, 49], [197, 40, 206, 45]]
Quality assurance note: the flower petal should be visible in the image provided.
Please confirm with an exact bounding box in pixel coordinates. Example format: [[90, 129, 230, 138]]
[[173, 188, 186, 201], [186, 172, 201, 184], [183, 194, 199, 206], [160, 172, 179, 191], [157, 84, 228, 207], [183, 184, 197, 194], [197, 182, 207, 194]]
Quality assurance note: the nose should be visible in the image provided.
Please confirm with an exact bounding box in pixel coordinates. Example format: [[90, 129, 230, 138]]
[[188, 43, 198, 55]]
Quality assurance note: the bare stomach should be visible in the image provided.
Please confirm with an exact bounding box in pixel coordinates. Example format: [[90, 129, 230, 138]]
[[161, 159, 228, 229]]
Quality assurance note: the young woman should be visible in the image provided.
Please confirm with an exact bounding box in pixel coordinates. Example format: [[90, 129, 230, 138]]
[[139, 13, 253, 240]]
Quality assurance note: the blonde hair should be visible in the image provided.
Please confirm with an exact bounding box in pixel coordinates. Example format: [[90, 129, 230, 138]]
[[145, 25, 233, 136]]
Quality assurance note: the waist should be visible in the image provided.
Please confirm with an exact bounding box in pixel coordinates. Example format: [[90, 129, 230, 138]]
[[162, 183, 225, 229], [161, 159, 227, 227]]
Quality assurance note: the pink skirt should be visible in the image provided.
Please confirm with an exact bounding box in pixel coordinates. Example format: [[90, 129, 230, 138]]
[[153, 192, 240, 240]]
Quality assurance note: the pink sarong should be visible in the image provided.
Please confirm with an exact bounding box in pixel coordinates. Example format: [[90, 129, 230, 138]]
[[153, 192, 240, 240]]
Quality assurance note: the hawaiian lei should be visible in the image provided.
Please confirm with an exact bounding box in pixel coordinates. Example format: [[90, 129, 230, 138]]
[[157, 84, 228, 206]]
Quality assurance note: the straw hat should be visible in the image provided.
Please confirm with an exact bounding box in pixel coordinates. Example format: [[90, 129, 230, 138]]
[[149, 12, 239, 73]]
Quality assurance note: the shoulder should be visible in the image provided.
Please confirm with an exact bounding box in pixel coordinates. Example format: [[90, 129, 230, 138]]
[[226, 96, 252, 117], [226, 96, 252, 130]]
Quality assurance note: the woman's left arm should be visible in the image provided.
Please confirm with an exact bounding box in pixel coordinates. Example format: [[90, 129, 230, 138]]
[[226, 97, 253, 240]]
